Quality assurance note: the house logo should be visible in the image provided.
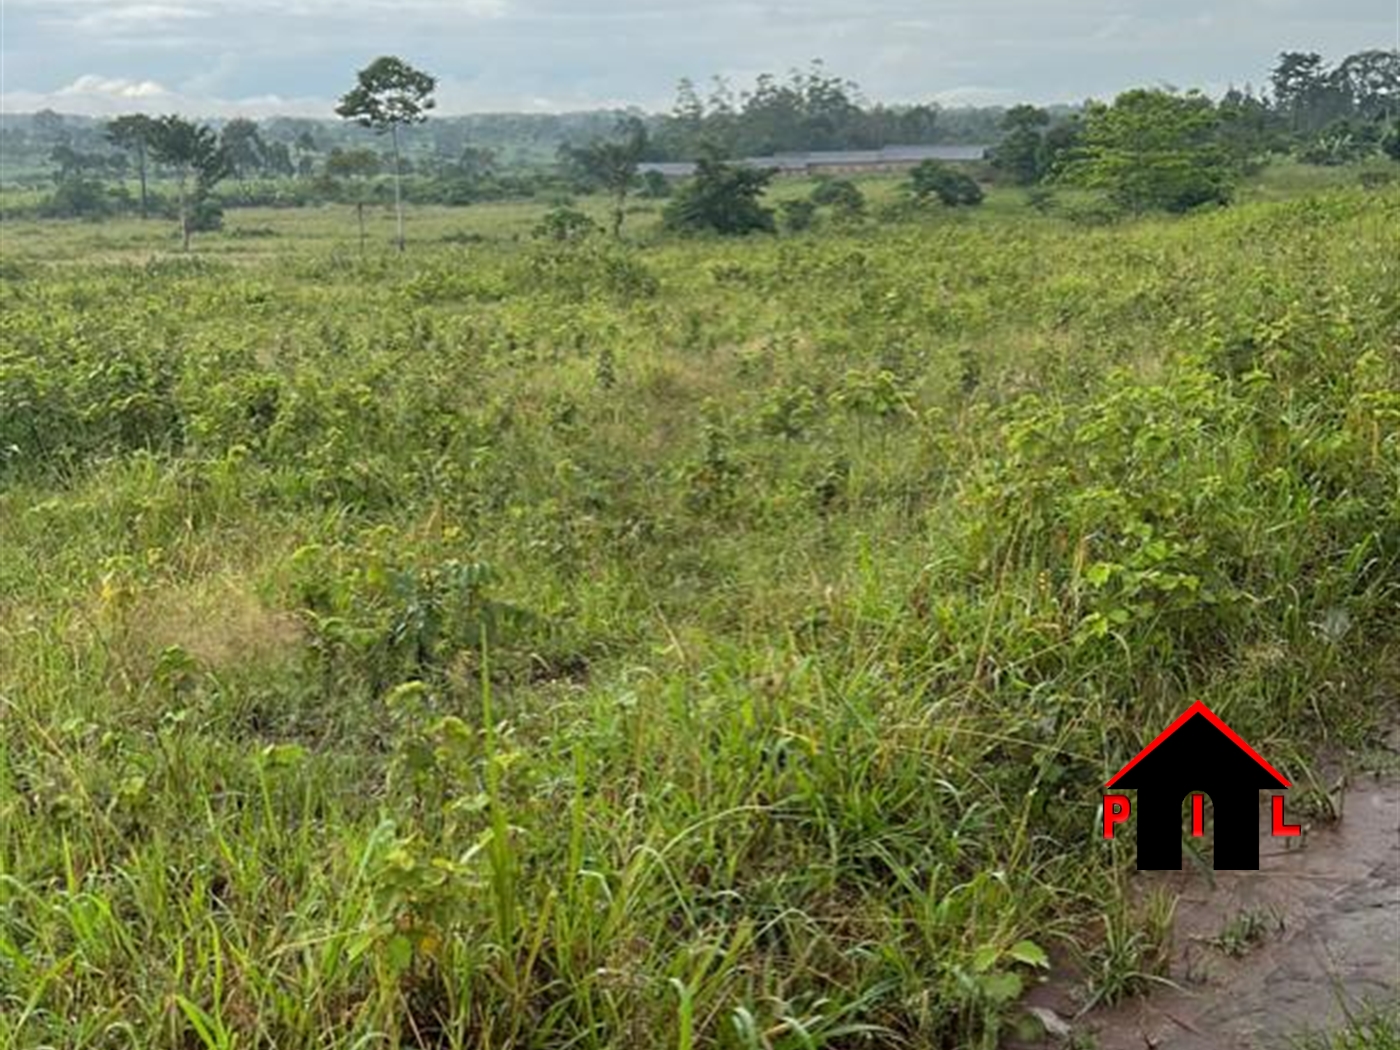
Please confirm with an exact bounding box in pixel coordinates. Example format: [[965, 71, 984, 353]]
[[1102, 701, 1300, 870]]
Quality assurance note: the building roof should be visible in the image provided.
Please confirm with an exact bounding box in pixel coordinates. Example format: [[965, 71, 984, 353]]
[[638, 143, 989, 178], [1106, 701, 1291, 790]]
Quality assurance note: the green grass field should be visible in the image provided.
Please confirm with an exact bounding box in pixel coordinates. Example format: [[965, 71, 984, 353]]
[[1, 174, 1398, 1048]]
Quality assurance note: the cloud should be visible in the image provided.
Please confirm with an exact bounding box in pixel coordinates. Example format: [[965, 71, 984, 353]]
[[55, 75, 173, 99], [59, 4, 211, 32], [1, 75, 331, 117], [1, 0, 1394, 117], [930, 86, 1020, 107]]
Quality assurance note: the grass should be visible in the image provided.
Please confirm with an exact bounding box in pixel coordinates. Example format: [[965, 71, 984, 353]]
[[1, 169, 1398, 1048], [1293, 1005, 1400, 1050]]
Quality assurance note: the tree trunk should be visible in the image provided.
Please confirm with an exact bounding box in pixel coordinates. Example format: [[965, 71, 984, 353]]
[[179, 171, 190, 252], [612, 188, 625, 239], [391, 123, 405, 253], [357, 199, 366, 257], [137, 144, 149, 219]]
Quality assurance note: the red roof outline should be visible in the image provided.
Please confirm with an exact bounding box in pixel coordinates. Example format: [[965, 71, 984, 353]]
[[1105, 700, 1291, 788]]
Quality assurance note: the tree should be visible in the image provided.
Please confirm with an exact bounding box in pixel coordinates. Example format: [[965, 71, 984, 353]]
[[562, 117, 648, 238], [220, 118, 267, 181], [1331, 50, 1400, 123], [1217, 87, 1280, 173], [1062, 89, 1232, 214], [909, 161, 984, 206], [336, 56, 437, 252], [1383, 124, 1400, 162], [1271, 52, 1325, 126], [638, 170, 672, 199], [106, 114, 159, 218], [662, 152, 776, 235], [148, 115, 231, 251], [988, 104, 1051, 185], [810, 176, 865, 217], [325, 147, 382, 254]]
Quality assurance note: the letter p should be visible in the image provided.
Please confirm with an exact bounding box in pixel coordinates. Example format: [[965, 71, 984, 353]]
[[1103, 794, 1131, 838]]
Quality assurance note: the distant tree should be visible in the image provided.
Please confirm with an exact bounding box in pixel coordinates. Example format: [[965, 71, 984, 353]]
[[33, 109, 68, 146], [638, 170, 672, 199], [533, 206, 600, 242], [325, 147, 382, 254], [262, 141, 295, 178], [105, 114, 159, 217], [1062, 89, 1232, 214], [662, 152, 776, 235], [1216, 87, 1280, 173], [220, 118, 267, 181], [1038, 116, 1083, 179], [1271, 52, 1326, 129], [455, 145, 497, 179], [909, 160, 984, 206], [148, 115, 231, 250], [1383, 124, 1400, 162], [988, 104, 1051, 184], [336, 55, 437, 252], [779, 197, 818, 232], [1329, 49, 1400, 124], [810, 176, 865, 216], [562, 116, 648, 238], [47, 145, 114, 182]]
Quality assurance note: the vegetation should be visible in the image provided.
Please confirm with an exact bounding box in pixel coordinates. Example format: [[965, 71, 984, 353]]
[[662, 153, 777, 234], [147, 115, 232, 250], [1062, 89, 1234, 214], [336, 56, 439, 252], [909, 160, 985, 206], [559, 118, 649, 238], [1, 166, 1397, 1048]]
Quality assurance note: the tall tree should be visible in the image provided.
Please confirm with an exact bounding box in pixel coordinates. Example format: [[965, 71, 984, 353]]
[[562, 117, 648, 238], [1063, 89, 1232, 214], [336, 56, 437, 252], [148, 115, 231, 251], [105, 114, 159, 218], [1271, 52, 1327, 133], [1331, 49, 1400, 123]]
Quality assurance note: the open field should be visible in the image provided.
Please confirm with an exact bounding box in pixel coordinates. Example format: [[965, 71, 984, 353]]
[[2, 178, 1399, 1048]]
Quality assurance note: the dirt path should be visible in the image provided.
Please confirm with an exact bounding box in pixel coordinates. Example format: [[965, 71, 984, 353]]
[[1015, 775, 1400, 1049]]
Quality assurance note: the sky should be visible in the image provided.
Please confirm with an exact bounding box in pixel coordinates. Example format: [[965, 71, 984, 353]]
[[1, 0, 1397, 117]]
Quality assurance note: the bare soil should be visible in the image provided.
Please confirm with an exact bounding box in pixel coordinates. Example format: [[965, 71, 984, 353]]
[[1014, 771, 1400, 1049]]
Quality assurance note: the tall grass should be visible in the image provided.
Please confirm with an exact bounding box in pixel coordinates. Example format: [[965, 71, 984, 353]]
[[1, 180, 1397, 1048]]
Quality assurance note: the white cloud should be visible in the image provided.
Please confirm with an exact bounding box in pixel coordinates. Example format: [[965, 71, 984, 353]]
[[930, 85, 1019, 107], [55, 74, 173, 99], [0, 75, 331, 117], [60, 4, 211, 32]]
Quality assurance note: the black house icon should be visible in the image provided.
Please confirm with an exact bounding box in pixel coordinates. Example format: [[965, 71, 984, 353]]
[[1107, 701, 1291, 870]]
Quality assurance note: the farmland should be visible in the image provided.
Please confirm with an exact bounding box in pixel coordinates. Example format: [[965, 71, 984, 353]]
[[2, 177, 1399, 1048]]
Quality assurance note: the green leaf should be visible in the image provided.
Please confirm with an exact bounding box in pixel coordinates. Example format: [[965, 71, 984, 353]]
[[972, 944, 1000, 973], [386, 933, 414, 975], [1008, 939, 1050, 969], [979, 970, 1023, 1004]]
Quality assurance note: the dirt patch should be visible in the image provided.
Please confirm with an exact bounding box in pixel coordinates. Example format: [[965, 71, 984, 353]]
[[124, 578, 303, 674], [1015, 775, 1400, 1049]]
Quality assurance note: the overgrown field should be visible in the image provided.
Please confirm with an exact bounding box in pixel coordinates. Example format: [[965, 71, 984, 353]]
[[2, 185, 1398, 1049]]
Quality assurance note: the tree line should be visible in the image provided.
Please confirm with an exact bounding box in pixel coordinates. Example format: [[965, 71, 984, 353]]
[[8, 48, 1398, 239]]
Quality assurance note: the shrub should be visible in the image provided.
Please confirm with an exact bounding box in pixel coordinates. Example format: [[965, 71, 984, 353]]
[[810, 177, 866, 216], [779, 198, 818, 232], [909, 161, 985, 207], [662, 155, 776, 236], [532, 206, 599, 243]]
